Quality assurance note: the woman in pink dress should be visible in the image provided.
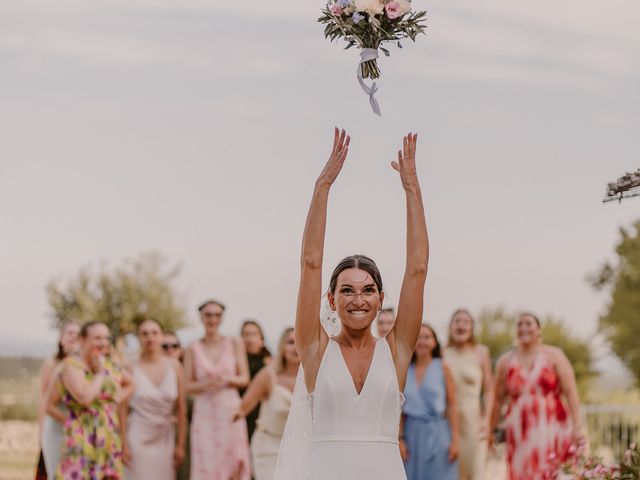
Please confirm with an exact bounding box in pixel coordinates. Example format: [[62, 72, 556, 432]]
[[183, 299, 251, 480], [489, 313, 584, 480]]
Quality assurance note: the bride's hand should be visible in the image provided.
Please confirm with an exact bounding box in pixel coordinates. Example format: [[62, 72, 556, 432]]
[[316, 128, 350, 188], [391, 133, 419, 192]]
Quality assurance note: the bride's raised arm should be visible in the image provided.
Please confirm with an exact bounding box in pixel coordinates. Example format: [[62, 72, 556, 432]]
[[390, 133, 429, 381], [295, 128, 350, 385]]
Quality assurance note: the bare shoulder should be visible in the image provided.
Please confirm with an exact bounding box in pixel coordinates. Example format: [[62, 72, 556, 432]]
[[541, 344, 567, 363], [169, 357, 183, 373]]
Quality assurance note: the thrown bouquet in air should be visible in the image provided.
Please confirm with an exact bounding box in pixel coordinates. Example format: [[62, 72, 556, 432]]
[[319, 0, 427, 115]]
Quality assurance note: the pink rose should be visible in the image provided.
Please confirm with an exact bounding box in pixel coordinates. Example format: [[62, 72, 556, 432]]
[[385, 1, 401, 19], [330, 3, 344, 15]]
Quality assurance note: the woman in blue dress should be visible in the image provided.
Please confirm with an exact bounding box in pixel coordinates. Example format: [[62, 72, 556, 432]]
[[401, 324, 459, 480]]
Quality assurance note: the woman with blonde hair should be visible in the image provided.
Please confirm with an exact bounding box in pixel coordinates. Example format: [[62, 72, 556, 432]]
[[233, 327, 299, 480], [443, 309, 493, 480]]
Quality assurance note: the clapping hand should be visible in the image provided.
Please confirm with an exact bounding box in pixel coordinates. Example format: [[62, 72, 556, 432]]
[[316, 128, 350, 188]]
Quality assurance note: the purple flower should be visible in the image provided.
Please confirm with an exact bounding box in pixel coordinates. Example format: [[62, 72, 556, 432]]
[[352, 12, 364, 23], [337, 0, 352, 7]]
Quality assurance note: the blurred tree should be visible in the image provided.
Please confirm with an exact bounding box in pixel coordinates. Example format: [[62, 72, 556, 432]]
[[589, 220, 640, 387], [477, 308, 596, 398], [47, 251, 187, 339]]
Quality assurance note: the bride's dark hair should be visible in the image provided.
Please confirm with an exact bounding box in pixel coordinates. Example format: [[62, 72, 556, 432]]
[[328, 255, 383, 295]]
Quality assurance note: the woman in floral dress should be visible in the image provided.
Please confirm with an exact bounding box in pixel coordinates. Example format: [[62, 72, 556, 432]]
[[489, 313, 584, 480], [54, 321, 127, 480]]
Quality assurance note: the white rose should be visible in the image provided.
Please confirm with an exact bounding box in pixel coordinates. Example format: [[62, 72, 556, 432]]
[[354, 0, 384, 16], [396, 0, 411, 15]]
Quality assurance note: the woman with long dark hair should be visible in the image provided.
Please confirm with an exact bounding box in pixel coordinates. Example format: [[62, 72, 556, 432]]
[[280, 129, 429, 479], [239, 320, 272, 440], [401, 324, 458, 480]]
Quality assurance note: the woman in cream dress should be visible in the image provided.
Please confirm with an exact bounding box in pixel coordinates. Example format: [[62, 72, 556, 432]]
[[234, 328, 298, 480], [444, 309, 493, 480]]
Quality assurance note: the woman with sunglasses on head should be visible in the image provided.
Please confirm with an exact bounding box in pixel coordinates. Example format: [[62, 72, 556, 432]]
[[183, 300, 251, 480], [122, 318, 187, 480], [489, 313, 583, 480]]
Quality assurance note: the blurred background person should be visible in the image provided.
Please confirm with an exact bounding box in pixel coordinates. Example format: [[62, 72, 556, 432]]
[[162, 331, 193, 480], [37, 321, 80, 479], [401, 324, 458, 480], [183, 300, 251, 480], [123, 318, 186, 480], [162, 331, 184, 361], [240, 320, 272, 440], [489, 312, 583, 480], [233, 327, 298, 480], [48, 321, 126, 479], [444, 309, 493, 480], [376, 307, 395, 338]]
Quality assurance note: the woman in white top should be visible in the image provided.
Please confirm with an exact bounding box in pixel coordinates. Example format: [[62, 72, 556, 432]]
[[233, 327, 298, 480], [289, 129, 429, 480]]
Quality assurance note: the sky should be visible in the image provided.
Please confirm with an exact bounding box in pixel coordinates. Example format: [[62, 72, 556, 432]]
[[1, 0, 639, 372]]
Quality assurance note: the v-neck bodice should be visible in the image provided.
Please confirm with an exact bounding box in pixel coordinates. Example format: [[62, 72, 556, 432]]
[[311, 337, 402, 440], [308, 337, 407, 479]]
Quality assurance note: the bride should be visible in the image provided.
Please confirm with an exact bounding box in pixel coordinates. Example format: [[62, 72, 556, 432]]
[[277, 128, 429, 480]]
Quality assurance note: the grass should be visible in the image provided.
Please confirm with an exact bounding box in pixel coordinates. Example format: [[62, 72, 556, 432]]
[[0, 357, 42, 422]]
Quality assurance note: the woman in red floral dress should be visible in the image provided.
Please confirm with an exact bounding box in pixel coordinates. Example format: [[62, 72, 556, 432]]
[[489, 313, 584, 480]]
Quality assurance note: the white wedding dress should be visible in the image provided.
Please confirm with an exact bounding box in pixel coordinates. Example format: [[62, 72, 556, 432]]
[[309, 336, 406, 479], [275, 310, 406, 480]]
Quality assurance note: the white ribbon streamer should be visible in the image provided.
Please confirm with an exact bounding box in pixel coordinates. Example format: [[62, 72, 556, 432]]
[[358, 48, 382, 117]]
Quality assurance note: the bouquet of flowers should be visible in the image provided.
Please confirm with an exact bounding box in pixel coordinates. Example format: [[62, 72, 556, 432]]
[[318, 0, 427, 114]]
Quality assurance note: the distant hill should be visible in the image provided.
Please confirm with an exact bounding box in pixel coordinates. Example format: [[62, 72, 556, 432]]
[[0, 339, 55, 358]]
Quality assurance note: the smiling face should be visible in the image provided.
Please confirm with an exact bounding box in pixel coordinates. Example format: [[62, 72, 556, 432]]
[[328, 268, 384, 332], [60, 322, 81, 356], [516, 313, 540, 346], [81, 323, 111, 357], [241, 323, 264, 355], [200, 303, 224, 334], [414, 324, 438, 360], [449, 310, 474, 346], [138, 319, 163, 355]]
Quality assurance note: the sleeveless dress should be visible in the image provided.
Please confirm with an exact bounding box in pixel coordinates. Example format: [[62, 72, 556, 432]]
[[125, 360, 178, 480], [444, 346, 486, 480], [504, 351, 574, 480], [55, 356, 123, 480], [190, 338, 251, 480], [402, 358, 458, 480], [310, 337, 406, 480], [251, 367, 293, 480]]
